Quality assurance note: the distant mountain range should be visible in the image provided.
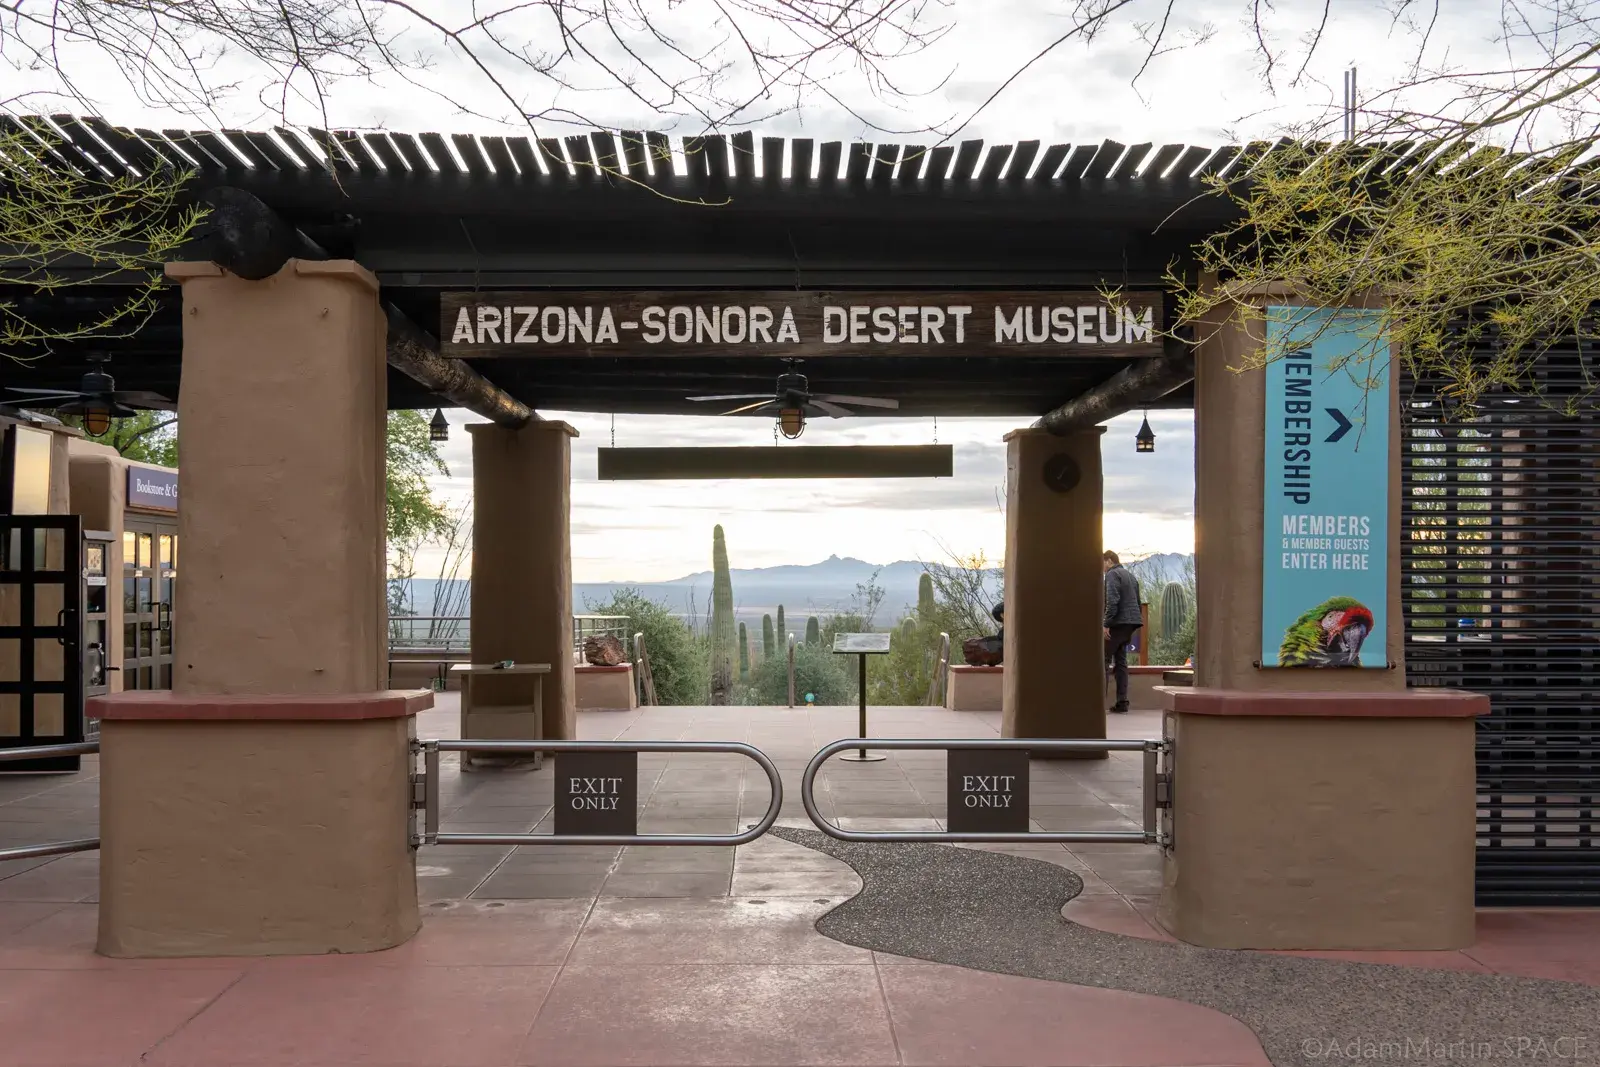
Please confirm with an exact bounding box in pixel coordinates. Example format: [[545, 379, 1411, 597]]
[[397, 550, 1192, 633]]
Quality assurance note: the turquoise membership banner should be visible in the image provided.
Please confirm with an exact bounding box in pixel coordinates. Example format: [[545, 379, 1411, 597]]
[[1261, 306, 1389, 669]]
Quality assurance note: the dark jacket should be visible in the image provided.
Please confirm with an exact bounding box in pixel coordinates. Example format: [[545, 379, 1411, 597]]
[[1103, 565, 1143, 627]]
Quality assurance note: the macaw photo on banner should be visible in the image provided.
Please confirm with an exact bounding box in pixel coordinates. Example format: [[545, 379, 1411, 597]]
[[1261, 306, 1389, 669]]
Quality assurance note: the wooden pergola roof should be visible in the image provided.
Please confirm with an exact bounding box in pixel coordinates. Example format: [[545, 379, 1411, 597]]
[[0, 117, 1280, 416]]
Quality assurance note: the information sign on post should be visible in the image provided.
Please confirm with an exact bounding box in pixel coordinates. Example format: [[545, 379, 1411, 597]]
[[946, 749, 1030, 833], [1261, 306, 1389, 669], [555, 751, 638, 836]]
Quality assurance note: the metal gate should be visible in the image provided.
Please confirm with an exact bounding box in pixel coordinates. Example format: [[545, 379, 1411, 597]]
[[0, 515, 85, 773], [1401, 353, 1600, 906]]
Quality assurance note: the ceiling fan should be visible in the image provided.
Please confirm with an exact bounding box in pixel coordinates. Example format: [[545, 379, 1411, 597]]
[[687, 360, 898, 439], [4, 354, 175, 436]]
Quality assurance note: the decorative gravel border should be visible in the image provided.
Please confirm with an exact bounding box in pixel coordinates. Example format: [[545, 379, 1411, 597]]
[[770, 826, 1600, 1067]]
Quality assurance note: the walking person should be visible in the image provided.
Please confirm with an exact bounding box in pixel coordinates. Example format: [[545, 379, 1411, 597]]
[[1102, 550, 1143, 714]]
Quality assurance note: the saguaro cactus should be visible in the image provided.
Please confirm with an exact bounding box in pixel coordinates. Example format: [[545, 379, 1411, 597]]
[[762, 614, 775, 660], [1160, 582, 1190, 641], [917, 572, 936, 619], [805, 616, 820, 646], [900, 616, 917, 642], [776, 604, 787, 646], [738, 622, 750, 682], [709, 525, 736, 705]]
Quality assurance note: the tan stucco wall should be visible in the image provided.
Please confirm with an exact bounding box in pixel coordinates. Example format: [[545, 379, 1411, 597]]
[[1158, 710, 1477, 949], [1001, 428, 1105, 750], [1192, 296, 1404, 693], [947, 667, 1003, 711], [575, 665, 637, 710], [167, 260, 386, 695], [97, 715, 419, 957], [468, 421, 578, 740]]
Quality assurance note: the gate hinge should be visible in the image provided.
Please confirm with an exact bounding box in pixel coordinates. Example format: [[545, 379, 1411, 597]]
[[1154, 772, 1172, 809], [411, 773, 428, 808]]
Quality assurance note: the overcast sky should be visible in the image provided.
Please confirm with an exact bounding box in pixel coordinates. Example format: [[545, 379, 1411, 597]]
[[1, 1, 1527, 581]]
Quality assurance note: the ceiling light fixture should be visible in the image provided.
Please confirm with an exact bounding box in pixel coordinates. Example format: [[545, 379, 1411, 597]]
[[1135, 411, 1155, 453], [429, 408, 449, 442]]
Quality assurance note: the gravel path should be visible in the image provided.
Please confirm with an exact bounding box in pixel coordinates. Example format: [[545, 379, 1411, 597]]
[[770, 826, 1600, 1067]]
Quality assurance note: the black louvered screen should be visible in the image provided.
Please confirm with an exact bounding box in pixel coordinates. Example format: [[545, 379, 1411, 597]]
[[1401, 347, 1600, 906]]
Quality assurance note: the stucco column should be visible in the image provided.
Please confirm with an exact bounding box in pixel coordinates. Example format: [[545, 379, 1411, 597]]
[[1160, 292, 1484, 950], [90, 260, 427, 958], [468, 421, 578, 741], [1000, 427, 1105, 753]]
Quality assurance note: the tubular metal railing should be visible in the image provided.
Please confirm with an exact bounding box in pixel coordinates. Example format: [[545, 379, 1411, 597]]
[[0, 742, 101, 862], [803, 737, 1168, 844], [414, 739, 782, 847]]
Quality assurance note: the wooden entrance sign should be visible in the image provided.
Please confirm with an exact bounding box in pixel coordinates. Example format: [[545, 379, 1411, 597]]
[[440, 291, 1163, 359]]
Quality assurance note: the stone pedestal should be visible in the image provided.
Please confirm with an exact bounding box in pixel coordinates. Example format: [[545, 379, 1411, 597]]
[[469, 422, 578, 740], [92, 260, 420, 958], [1158, 689, 1485, 949], [1000, 428, 1105, 753], [576, 664, 638, 710], [946, 666, 1003, 712]]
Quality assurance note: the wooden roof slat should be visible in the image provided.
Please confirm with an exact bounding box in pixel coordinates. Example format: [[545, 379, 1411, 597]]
[[504, 137, 541, 177], [681, 135, 708, 184], [818, 141, 842, 183], [978, 143, 1013, 182], [192, 129, 250, 171], [619, 131, 647, 175], [453, 134, 492, 177], [1111, 142, 1152, 180], [1195, 144, 1242, 177], [0, 117, 56, 168], [336, 130, 382, 176], [1140, 143, 1185, 178], [1033, 143, 1070, 180], [272, 127, 326, 170], [52, 116, 123, 176], [137, 129, 200, 170], [896, 145, 927, 182], [590, 131, 620, 179], [85, 120, 173, 175], [1225, 139, 1273, 178], [1084, 140, 1127, 180], [15, 116, 96, 175], [1060, 144, 1098, 179], [1168, 145, 1212, 179], [644, 131, 672, 177], [952, 139, 984, 181], [417, 132, 457, 173], [165, 128, 231, 170], [565, 134, 597, 181], [869, 143, 899, 183], [538, 137, 571, 178], [390, 132, 432, 171], [791, 138, 815, 183], [846, 141, 873, 183], [1006, 140, 1040, 180], [702, 134, 729, 181], [760, 136, 783, 182], [220, 130, 277, 170], [926, 145, 954, 182], [361, 132, 407, 172], [481, 135, 518, 176], [729, 131, 755, 180], [306, 129, 353, 172]]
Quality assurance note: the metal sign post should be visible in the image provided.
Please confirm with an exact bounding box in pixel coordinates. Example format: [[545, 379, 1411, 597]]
[[832, 632, 891, 761]]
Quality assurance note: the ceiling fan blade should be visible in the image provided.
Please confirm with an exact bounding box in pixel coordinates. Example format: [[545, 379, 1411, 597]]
[[813, 394, 899, 410], [110, 391, 177, 410], [688, 394, 774, 402], [810, 400, 853, 418], [722, 400, 777, 415], [5, 387, 83, 399]]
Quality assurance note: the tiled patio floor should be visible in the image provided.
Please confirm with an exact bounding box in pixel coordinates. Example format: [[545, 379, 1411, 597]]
[[3, 701, 1597, 1066]]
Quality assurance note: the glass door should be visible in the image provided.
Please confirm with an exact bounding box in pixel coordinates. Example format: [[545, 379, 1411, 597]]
[[122, 520, 177, 690], [1, 515, 84, 772]]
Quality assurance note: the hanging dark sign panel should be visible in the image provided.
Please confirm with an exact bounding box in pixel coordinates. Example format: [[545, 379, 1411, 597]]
[[946, 749, 1030, 833], [554, 751, 638, 836], [440, 290, 1163, 359]]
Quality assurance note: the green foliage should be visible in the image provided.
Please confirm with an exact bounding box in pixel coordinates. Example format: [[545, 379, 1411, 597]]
[[804, 616, 820, 646], [749, 642, 854, 706], [917, 572, 936, 618], [708, 525, 736, 705], [738, 621, 750, 681], [900, 617, 916, 642], [386, 411, 450, 546], [69, 410, 179, 467], [917, 552, 1001, 664], [585, 588, 708, 706], [761, 614, 775, 660], [776, 605, 786, 646], [1159, 582, 1190, 639]]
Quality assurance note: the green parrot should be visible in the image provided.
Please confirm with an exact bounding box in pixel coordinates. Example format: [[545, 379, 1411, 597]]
[[1278, 596, 1375, 667]]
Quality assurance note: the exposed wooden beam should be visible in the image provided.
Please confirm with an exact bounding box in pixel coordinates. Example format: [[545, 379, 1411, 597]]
[[597, 445, 954, 480], [1035, 351, 1194, 435], [198, 186, 534, 428]]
